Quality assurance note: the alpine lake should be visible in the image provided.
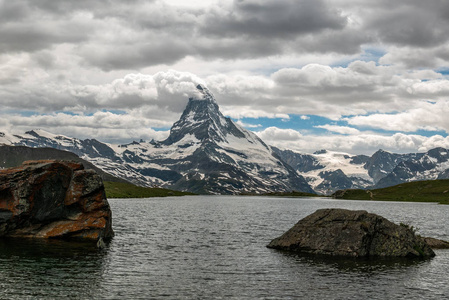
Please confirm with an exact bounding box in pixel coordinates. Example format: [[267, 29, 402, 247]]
[[0, 196, 448, 299]]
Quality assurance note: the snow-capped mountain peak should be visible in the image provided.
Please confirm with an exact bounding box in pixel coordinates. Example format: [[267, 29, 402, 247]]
[[273, 148, 373, 194], [155, 85, 313, 194], [193, 84, 216, 103], [0, 131, 23, 145], [163, 84, 251, 146]]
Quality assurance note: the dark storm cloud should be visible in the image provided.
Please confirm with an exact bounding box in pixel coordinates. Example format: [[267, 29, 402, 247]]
[[0, 23, 87, 53], [0, 0, 93, 54], [71, 0, 354, 70], [364, 0, 449, 48], [0, 1, 29, 22], [21, 0, 148, 16], [201, 0, 347, 39], [2, 0, 449, 71], [196, 38, 283, 60], [300, 28, 372, 54], [81, 40, 192, 71], [0, 0, 162, 56], [0, 0, 354, 69]]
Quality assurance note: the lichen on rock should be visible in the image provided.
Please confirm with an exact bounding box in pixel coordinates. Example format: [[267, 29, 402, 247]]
[[0, 160, 113, 241], [267, 208, 435, 258]]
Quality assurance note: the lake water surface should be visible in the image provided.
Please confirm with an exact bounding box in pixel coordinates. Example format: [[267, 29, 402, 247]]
[[0, 196, 448, 299]]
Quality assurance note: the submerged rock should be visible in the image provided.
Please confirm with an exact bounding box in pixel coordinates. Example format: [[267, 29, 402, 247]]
[[267, 208, 434, 258], [423, 237, 449, 249], [0, 160, 113, 241]]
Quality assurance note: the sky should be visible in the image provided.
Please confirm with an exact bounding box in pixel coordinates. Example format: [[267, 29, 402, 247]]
[[1, 0, 449, 155]]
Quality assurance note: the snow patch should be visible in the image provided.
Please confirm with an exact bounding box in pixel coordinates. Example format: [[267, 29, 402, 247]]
[[0, 132, 20, 145]]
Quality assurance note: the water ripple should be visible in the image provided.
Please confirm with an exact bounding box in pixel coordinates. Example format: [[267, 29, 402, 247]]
[[0, 196, 448, 299]]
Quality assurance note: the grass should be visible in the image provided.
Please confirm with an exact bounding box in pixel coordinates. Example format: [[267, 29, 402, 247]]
[[333, 179, 449, 204], [103, 181, 195, 198]]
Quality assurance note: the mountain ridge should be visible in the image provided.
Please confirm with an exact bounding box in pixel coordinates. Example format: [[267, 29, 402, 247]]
[[2, 86, 449, 194], [0, 85, 314, 195], [273, 147, 449, 194], [3, 129, 449, 195]]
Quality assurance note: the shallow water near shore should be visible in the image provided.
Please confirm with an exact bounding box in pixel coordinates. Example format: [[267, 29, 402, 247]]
[[0, 196, 448, 299]]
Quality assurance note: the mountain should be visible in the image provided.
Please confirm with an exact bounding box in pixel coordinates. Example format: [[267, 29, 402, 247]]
[[273, 147, 445, 194], [113, 85, 314, 194], [375, 147, 449, 188], [364, 149, 420, 183], [273, 148, 374, 194], [0, 85, 314, 195], [4, 126, 449, 194], [3, 85, 449, 194], [271, 148, 324, 173], [161, 85, 244, 145], [0, 144, 127, 184]]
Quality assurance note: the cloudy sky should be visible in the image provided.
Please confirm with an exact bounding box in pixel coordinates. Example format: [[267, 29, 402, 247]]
[[1, 0, 449, 155]]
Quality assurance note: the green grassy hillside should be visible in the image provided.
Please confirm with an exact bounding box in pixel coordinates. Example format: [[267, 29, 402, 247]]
[[104, 181, 195, 198], [333, 179, 449, 204]]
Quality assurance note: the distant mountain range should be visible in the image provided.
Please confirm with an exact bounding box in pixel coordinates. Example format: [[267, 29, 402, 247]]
[[273, 147, 449, 194], [1, 85, 449, 195]]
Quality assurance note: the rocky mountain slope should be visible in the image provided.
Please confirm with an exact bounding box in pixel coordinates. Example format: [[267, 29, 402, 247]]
[[273, 148, 372, 194], [273, 147, 448, 194], [374, 147, 449, 188]]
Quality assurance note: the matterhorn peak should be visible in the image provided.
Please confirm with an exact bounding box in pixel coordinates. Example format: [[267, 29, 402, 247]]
[[162, 84, 238, 145], [190, 84, 216, 103]]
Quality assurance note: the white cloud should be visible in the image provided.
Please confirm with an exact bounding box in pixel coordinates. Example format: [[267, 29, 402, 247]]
[[256, 127, 449, 155], [379, 46, 449, 69], [235, 120, 262, 129], [0, 112, 170, 144], [315, 125, 361, 135], [419, 135, 449, 152], [345, 101, 449, 133], [0, 69, 207, 115], [203, 62, 449, 121], [256, 127, 303, 141]]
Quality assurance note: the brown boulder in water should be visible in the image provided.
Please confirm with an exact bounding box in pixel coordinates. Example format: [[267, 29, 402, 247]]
[[267, 208, 434, 258], [423, 237, 449, 249], [0, 160, 113, 241]]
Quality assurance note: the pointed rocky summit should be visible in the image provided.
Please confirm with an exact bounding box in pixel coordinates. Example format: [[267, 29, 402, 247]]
[[152, 85, 314, 194], [163, 85, 248, 145]]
